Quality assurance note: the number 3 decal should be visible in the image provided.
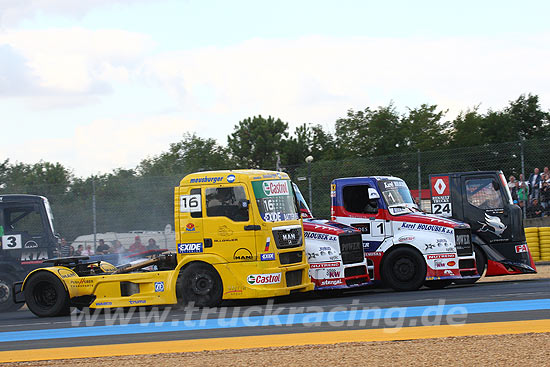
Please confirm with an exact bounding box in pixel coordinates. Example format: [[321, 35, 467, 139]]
[[2, 234, 22, 250]]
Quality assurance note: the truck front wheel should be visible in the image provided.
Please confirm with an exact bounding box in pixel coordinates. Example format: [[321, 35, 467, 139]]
[[24, 272, 70, 317], [178, 263, 223, 307], [0, 273, 24, 312], [382, 248, 426, 291]]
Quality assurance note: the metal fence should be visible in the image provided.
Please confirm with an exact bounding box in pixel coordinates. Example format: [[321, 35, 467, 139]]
[[4, 137, 550, 251]]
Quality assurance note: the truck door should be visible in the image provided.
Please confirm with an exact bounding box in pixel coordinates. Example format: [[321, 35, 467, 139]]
[[202, 184, 257, 262], [461, 175, 512, 244], [0, 203, 52, 265], [334, 182, 389, 252]]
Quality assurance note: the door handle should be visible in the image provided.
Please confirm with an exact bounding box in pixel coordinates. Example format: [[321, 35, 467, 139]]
[[244, 225, 261, 231], [204, 238, 213, 248]]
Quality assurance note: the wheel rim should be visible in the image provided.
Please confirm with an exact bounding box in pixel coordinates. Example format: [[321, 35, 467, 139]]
[[392, 256, 417, 282], [0, 282, 9, 304], [32, 281, 58, 308], [191, 273, 214, 296]]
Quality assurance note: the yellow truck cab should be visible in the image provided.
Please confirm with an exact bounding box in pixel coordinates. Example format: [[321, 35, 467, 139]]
[[15, 170, 313, 317]]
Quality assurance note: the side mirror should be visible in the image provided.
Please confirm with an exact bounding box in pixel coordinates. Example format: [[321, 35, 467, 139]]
[[368, 188, 380, 200]]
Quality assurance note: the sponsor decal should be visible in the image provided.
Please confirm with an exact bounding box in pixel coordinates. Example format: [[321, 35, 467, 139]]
[[444, 269, 454, 275], [320, 279, 344, 286], [282, 232, 296, 242], [129, 300, 146, 304], [247, 273, 282, 285], [186, 223, 196, 232], [515, 244, 528, 253], [425, 243, 435, 250], [21, 250, 48, 262], [218, 225, 233, 237], [178, 242, 203, 253], [224, 286, 245, 295], [381, 180, 406, 189], [398, 236, 415, 242], [155, 281, 165, 292], [57, 268, 77, 279], [365, 251, 383, 256], [427, 254, 456, 259], [400, 222, 453, 234], [264, 237, 271, 251], [227, 174, 236, 183], [190, 176, 224, 184], [24, 240, 38, 248], [447, 261, 456, 267], [434, 260, 446, 268], [100, 262, 116, 273], [214, 238, 238, 243], [352, 223, 370, 234], [70, 279, 94, 288], [310, 262, 340, 269], [478, 213, 507, 237], [262, 180, 289, 196], [260, 253, 275, 261], [330, 184, 336, 197], [326, 269, 341, 278], [304, 232, 338, 242], [96, 302, 112, 306], [233, 248, 254, 261]]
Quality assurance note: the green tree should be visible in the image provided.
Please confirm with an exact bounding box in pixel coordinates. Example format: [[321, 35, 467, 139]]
[[138, 133, 230, 176], [334, 103, 403, 157], [227, 115, 289, 169], [401, 104, 450, 151], [450, 107, 486, 147]]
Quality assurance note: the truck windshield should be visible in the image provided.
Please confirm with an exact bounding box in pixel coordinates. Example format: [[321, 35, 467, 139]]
[[378, 180, 418, 215], [251, 179, 300, 222]]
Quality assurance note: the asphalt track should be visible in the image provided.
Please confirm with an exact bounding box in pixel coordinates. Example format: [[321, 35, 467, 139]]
[[0, 277, 549, 362]]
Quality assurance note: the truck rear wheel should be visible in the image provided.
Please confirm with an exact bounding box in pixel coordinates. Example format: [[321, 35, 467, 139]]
[[178, 263, 223, 307], [0, 273, 24, 312], [382, 248, 426, 291], [24, 272, 70, 317]]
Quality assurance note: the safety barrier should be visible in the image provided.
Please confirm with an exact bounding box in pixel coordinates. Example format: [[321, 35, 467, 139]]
[[525, 226, 550, 261]]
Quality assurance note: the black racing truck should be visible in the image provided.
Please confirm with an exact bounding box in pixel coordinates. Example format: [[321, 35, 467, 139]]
[[0, 195, 59, 311], [428, 171, 536, 281]]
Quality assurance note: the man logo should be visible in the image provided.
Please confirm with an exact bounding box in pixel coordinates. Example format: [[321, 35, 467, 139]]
[[233, 248, 254, 261]]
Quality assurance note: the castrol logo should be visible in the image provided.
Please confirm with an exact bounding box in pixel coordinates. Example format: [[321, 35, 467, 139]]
[[247, 273, 282, 285], [263, 180, 289, 196]]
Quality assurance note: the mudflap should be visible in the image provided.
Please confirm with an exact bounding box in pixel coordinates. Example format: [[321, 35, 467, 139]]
[[12, 281, 25, 304]]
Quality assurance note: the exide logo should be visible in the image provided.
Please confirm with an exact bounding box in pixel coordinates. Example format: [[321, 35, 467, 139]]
[[263, 180, 289, 196]]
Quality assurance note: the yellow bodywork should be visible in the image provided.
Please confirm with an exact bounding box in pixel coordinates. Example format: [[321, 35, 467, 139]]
[[22, 170, 313, 309]]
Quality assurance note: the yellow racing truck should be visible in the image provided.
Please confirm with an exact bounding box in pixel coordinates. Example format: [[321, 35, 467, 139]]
[[14, 170, 314, 317]]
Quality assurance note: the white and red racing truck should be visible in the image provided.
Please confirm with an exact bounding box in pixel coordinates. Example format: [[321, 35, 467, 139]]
[[293, 184, 370, 290], [329, 176, 479, 291]]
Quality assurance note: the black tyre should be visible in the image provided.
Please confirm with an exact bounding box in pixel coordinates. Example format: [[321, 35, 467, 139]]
[[0, 273, 24, 312], [177, 263, 223, 307], [24, 271, 70, 317], [382, 247, 427, 291], [454, 246, 486, 285], [424, 279, 453, 289]]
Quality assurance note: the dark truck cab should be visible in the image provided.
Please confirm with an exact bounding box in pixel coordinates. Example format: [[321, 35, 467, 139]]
[[429, 171, 536, 278], [0, 194, 59, 311]]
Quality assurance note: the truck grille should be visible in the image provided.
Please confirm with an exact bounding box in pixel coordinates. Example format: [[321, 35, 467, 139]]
[[285, 269, 302, 287], [454, 229, 473, 256], [339, 233, 364, 265], [273, 227, 302, 249], [279, 251, 303, 265]]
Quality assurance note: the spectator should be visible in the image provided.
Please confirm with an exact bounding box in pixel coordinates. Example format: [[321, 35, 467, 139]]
[[81, 244, 95, 256], [507, 175, 518, 202], [58, 238, 73, 257], [68, 245, 75, 256], [540, 173, 550, 210], [129, 235, 146, 253], [112, 240, 126, 254], [527, 198, 544, 218], [96, 239, 110, 254], [147, 238, 159, 250], [528, 167, 542, 202], [75, 244, 84, 256]]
